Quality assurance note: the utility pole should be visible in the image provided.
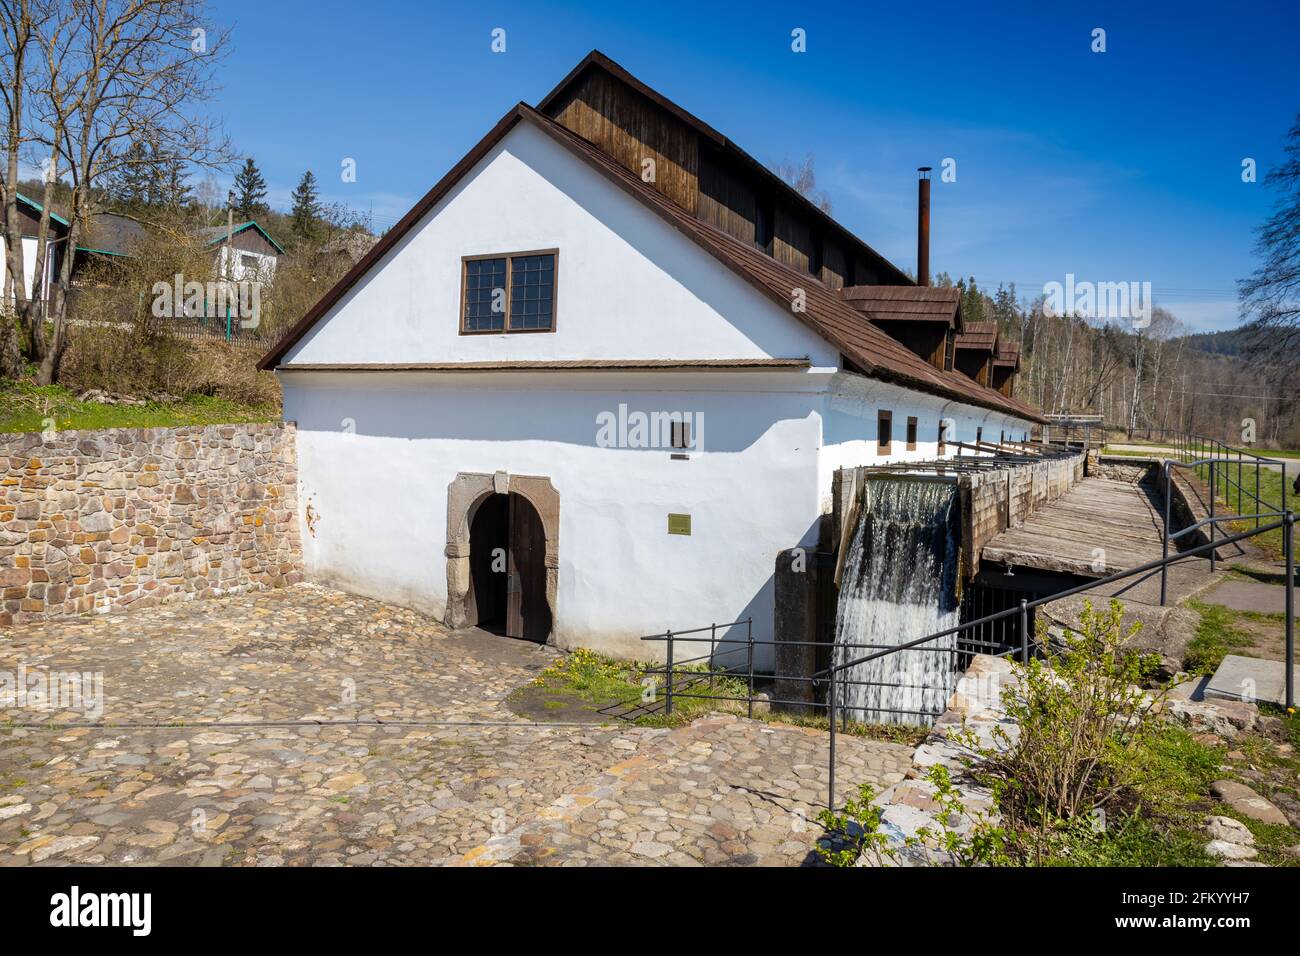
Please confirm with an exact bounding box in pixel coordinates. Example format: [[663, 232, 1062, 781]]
[[225, 191, 234, 340]]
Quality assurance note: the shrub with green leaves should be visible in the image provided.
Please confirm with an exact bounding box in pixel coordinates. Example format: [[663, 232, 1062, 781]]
[[965, 599, 1170, 859], [816, 766, 1008, 867]]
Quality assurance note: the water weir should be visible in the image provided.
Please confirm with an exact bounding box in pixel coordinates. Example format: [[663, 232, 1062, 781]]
[[833, 477, 961, 726]]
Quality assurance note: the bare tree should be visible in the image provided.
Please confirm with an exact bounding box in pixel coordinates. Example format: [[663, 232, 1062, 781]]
[[0, 0, 55, 377], [1, 0, 231, 384], [772, 154, 833, 214], [1240, 111, 1300, 374]]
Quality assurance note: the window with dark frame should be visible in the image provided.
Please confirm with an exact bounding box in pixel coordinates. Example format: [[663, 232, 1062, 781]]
[[461, 251, 556, 333], [976, 427, 983, 447], [906, 416, 918, 451], [937, 421, 947, 455], [877, 410, 892, 455]]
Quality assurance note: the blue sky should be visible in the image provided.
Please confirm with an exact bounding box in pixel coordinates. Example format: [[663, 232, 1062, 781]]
[[206, 0, 1299, 332]]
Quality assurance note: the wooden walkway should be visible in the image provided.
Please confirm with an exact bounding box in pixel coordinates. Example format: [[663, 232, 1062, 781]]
[[981, 477, 1167, 578]]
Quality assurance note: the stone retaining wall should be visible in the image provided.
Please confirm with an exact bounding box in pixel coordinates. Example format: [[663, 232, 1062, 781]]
[[0, 423, 300, 626]]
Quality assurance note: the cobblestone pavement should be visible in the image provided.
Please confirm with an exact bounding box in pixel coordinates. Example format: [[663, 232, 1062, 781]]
[[0, 585, 912, 866], [460, 714, 911, 867]]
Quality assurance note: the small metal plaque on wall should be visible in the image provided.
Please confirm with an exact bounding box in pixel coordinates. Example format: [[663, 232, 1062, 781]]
[[667, 513, 692, 535]]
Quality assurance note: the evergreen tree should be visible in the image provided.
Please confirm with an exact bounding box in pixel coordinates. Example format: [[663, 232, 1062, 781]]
[[290, 169, 321, 239], [961, 275, 986, 325], [232, 157, 269, 220], [105, 140, 152, 210], [154, 150, 193, 209]]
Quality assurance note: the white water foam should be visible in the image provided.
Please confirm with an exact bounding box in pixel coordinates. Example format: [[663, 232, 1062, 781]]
[[833, 478, 961, 726]]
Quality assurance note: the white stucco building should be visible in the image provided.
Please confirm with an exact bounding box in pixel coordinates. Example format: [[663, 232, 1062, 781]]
[[1, 193, 64, 307], [259, 52, 1041, 663]]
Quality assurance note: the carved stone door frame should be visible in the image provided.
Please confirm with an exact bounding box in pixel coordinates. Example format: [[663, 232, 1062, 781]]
[[444, 470, 559, 640]]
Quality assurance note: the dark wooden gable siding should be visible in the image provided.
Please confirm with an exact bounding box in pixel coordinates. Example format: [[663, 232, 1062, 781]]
[[545, 67, 699, 214], [540, 56, 910, 297], [955, 349, 993, 387], [773, 206, 814, 274], [227, 227, 280, 257], [819, 240, 846, 290], [697, 145, 759, 245], [15, 201, 63, 240], [872, 320, 948, 370]]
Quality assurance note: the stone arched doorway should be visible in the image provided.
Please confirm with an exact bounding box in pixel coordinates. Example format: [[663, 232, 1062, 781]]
[[445, 471, 559, 643]]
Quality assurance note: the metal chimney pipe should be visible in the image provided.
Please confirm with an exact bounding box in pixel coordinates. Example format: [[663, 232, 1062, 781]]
[[917, 166, 932, 287]]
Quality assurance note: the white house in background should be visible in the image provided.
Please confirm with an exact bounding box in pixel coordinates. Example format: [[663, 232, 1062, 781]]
[[1, 193, 66, 305], [258, 51, 1042, 664], [194, 222, 283, 282]]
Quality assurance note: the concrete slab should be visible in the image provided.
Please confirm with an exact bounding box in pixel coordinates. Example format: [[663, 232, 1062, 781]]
[[1201, 578, 1294, 617], [1205, 654, 1300, 706]]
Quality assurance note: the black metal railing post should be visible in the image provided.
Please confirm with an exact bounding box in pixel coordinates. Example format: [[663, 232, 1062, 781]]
[[1238, 449, 1243, 514], [746, 617, 754, 719], [709, 622, 716, 694], [1286, 511, 1295, 711], [1255, 459, 1261, 530], [664, 629, 674, 716], [1019, 599, 1029, 662], [827, 666, 837, 811], [1161, 463, 1172, 606], [1209, 463, 1217, 574]]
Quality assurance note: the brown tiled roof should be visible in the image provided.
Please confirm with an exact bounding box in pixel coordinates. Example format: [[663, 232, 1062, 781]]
[[258, 102, 1043, 424], [993, 341, 1021, 369], [955, 320, 998, 352], [839, 285, 962, 328]]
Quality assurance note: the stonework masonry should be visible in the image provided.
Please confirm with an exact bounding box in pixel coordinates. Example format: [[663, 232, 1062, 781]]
[[0, 423, 301, 626]]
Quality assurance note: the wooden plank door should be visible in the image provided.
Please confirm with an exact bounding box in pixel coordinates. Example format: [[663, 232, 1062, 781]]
[[507, 493, 549, 643]]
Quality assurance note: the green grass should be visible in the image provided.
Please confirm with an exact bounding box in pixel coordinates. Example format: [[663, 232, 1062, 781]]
[[524, 647, 926, 744], [1015, 726, 1223, 867], [1104, 438, 1300, 459], [1040, 815, 1216, 866], [1184, 599, 1255, 675], [527, 647, 753, 726], [1188, 460, 1291, 559], [0, 381, 278, 434]]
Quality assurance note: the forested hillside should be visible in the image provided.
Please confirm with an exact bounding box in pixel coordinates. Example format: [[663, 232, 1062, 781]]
[[937, 274, 1298, 449]]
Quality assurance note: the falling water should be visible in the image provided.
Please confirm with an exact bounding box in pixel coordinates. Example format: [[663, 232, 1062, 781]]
[[833, 477, 961, 726]]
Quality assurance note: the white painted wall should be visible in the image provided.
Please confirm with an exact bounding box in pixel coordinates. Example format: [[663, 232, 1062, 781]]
[[277, 115, 1039, 670], [818, 372, 1036, 511], [216, 244, 277, 282], [284, 369, 827, 668], [0, 236, 56, 301], [282, 121, 837, 368]]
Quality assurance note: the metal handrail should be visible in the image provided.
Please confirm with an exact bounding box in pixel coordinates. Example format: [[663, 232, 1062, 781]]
[[1164, 430, 1289, 528]]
